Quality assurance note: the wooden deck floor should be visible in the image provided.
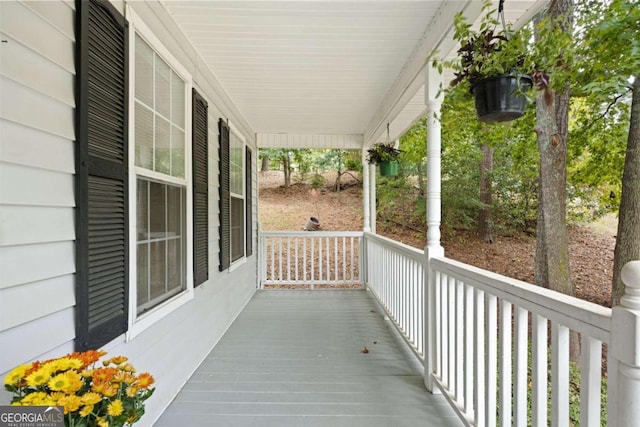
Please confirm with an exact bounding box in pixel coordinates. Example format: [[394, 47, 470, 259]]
[[154, 290, 462, 427]]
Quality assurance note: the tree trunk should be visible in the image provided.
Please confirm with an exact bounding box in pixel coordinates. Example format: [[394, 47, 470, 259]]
[[261, 156, 269, 172], [534, 0, 572, 296], [612, 77, 640, 306], [478, 143, 494, 243], [282, 154, 291, 187], [534, 0, 578, 361]]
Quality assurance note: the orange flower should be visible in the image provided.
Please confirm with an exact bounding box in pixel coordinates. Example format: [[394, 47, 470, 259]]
[[92, 367, 118, 383], [135, 372, 155, 389]]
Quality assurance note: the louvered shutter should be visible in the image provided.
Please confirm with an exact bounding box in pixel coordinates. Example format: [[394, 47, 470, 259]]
[[193, 90, 208, 286], [218, 120, 231, 271], [245, 148, 253, 257], [75, 0, 129, 350]]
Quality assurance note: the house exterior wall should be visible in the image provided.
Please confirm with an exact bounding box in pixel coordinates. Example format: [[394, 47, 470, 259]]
[[0, 2, 258, 425]]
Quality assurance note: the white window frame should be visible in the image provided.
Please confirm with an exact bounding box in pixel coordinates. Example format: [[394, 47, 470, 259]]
[[228, 122, 247, 270], [126, 6, 194, 340]]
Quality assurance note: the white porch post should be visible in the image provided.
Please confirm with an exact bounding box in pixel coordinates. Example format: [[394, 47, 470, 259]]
[[424, 64, 444, 392], [362, 147, 371, 233], [610, 260, 640, 427], [370, 162, 377, 234]]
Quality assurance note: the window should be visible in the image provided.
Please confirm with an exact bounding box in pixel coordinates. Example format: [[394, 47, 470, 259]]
[[129, 10, 193, 326], [219, 122, 253, 270], [230, 131, 245, 263]]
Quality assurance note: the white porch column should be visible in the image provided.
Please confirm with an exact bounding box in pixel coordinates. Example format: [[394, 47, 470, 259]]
[[362, 147, 371, 232], [424, 64, 444, 392], [610, 260, 640, 427], [370, 163, 377, 234]]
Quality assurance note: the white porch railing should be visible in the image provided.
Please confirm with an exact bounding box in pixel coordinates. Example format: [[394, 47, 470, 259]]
[[429, 257, 612, 427], [364, 232, 425, 359], [258, 231, 640, 427], [259, 231, 363, 288]]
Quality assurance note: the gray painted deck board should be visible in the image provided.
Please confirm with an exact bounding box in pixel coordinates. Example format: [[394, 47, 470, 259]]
[[155, 290, 461, 426]]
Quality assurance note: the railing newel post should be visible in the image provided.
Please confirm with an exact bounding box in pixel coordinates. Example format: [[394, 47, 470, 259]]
[[610, 260, 640, 427]]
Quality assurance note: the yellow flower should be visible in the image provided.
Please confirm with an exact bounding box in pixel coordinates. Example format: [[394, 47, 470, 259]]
[[50, 357, 83, 372], [79, 404, 94, 417], [4, 364, 29, 385], [104, 355, 128, 366], [107, 399, 123, 417], [25, 367, 52, 387], [125, 386, 139, 398], [81, 392, 102, 405], [20, 392, 49, 406], [119, 363, 136, 373], [48, 373, 70, 391], [58, 394, 82, 414], [97, 417, 109, 427]]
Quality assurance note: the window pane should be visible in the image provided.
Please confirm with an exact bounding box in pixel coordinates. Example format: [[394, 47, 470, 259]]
[[135, 103, 153, 169], [167, 238, 182, 292], [135, 35, 153, 106], [231, 196, 244, 262], [155, 115, 170, 174], [149, 181, 166, 238], [136, 179, 186, 313], [230, 133, 243, 195], [167, 185, 182, 236], [149, 241, 166, 301], [136, 179, 148, 240], [171, 126, 185, 178], [171, 71, 185, 128], [155, 57, 171, 119], [137, 243, 149, 307]]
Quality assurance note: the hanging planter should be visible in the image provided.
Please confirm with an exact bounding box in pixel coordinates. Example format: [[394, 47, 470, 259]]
[[379, 160, 399, 176], [431, 0, 535, 123], [472, 74, 533, 123], [366, 138, 402, 177]]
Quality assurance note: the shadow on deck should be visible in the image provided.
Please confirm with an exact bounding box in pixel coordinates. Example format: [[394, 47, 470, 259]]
[[155, 290, 462, 426]]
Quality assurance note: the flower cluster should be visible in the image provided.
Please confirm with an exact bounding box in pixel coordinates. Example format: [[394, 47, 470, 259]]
[[4, 350, 154, 427]]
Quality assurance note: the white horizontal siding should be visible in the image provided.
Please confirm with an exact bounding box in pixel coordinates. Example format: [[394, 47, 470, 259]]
[[1, 33, 75, 106], [0, 119, 75, 173], [0, 163, 75, 207], [0, 307, 75, 372], [0, 242, 75, 289], [0, 77, 75, 139], [0, 275, 75, 331], [0, 205, 74, 246], [257, 133, 363, 149], [0, 0, 76, 381], [0, 1, 74, 73], [21, 0, 75, 40]]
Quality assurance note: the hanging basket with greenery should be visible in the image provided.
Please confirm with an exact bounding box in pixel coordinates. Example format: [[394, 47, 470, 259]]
[[366, 143, 402, 176]]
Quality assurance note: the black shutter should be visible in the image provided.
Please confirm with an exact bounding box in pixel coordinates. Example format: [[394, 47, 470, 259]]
[[245, 148, 253, 257], [75, 0, 129, 350], [193, 89, 208, 286], [218, 120, 231, 271]]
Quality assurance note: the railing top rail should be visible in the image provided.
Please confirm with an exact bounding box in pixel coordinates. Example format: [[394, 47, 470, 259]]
[[364, 232, 425, 262], [260, 230, 364, 238], [432, 257, 612, 343]]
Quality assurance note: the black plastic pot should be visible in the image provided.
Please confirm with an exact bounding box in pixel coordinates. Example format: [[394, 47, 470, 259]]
[[471, 75, 533, 123]]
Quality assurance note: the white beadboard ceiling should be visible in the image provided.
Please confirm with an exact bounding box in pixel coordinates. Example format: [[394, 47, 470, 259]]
[[161, 0, 546, 146]]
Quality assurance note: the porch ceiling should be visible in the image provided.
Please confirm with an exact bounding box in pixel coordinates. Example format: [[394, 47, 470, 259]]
[[161, 1, 546, 147]]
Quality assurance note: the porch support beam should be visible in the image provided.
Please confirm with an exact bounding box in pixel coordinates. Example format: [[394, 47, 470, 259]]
[[370, 163, 377, 234], [424, 63, 444, 393], [362, 148, 371, 232]]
